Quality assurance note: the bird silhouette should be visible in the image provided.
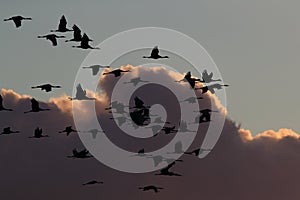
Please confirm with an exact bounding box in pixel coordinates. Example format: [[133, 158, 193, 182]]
[[185, 148, 211, 156], [153, 125, 177, 137], [72, 33, 99, 50], [109, 115, 130, 127], [82, 180, 103, 186], [167, 141, 185, 154], [59, 126, 78, 136], [179, 96, 203, 104], [201, 70, 221, 83], [65, 24, 91, 42], [83, 129, 104, 139], [31, 83, 61, 92], [195, 109, 218, 123], [24, 98, 50, 113], [139, 185, 164, 193], [50, 15, 72, 32], [4, 15, 32, 28], [0, 94, 13, 111], [105, 101, 128, 114], [102, 68, 131, 77], [123, 77, 149, 86], [195, 83, 229, 94], [68, 148, 92, 159], [69, 84, 96, 100], [83, 65, 110, 76], [155, 162, 182, 176], [147, 155, 183, 167], [176, 71, 201, 89], [38, 34, 65, 46], [29, 127, 49, 138], [178, 120, 196, 133], [152, 117, 170, 124], [0, 127, 19, 135], [143, 46, 169, 59]]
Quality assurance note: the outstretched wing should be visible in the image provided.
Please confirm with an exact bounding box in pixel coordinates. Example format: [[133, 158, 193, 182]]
[[72, 24, 81, 39], [58, 15, 67, 30], [49, 37, 58, 46], [76, 84, 85, 97], [13, 19, 22, 28], [0, 94, 3, 106], [92, 67, 99, 76]]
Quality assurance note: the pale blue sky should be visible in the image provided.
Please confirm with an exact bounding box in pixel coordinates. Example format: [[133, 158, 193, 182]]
[[1, 0, 300, 135]]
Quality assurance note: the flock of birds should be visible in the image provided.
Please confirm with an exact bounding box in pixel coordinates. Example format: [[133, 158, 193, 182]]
[[1, 14, 229, 194]]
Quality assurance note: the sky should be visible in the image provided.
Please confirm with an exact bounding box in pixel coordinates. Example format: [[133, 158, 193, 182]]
[[1, 1, 300, 198], [1, 0, 300, 134]]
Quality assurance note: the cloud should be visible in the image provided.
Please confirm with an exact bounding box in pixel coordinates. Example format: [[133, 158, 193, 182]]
[[1, 66, 300, 200]]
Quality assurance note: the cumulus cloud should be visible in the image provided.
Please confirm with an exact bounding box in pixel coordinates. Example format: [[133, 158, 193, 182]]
[[1, 66, 300, 200]]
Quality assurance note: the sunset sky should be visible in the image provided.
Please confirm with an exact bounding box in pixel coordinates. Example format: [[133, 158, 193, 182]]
[[1, 1, 300, 199]]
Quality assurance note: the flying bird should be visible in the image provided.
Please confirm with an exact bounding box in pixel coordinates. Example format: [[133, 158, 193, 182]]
[[65, 24, 90, 42], [185, 148, 212, 156], [178, 120, 196, 133], [0, 127, 19, 135], [105, 101, 128, 114], [179, 96, 203, 104], [82, 180, 103, 186], [102, 68, 131, 77], [139, 185, 163, 193], [72, 33, 99, 50], [143, 46, 169, 59], [69, 84, 96, 100], [123, 77, 149, 86], [29, 127, 49, 138], [24, 98, 50, 113], [4, 15, 32, 28], [50, 15, 72, 32], [31, 83, 61, 92], [83, 65, 110, 76], [176, 71, 202, 89], [153, 125, 177, 137], [83, 129, 104, 139], [195, 109, 218, 123], [147, 155, 183, 167], [59, 126, 78, 136], [155, 162, 182, 176], [195, 83, 229, 94], [0, 94, 13, 111], [201, 69, 221, 83], [68, 148, 92, 159], [37, 34, 65, 46]]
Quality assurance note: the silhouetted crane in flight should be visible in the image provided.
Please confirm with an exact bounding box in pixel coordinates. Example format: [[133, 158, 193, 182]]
[[83, 129, 104, 139], [178, 120, 196, 133], [72, 33, 99, 50], [102, 68, 131, 77], [24, 98, 50, 113], [139, 185, 164, 193], [83, 65, 110, 76], [69, 84, 96, 100], [180, 96, 203, 104], [31, 83, 61, 92], [38, 34, 65, 46], [143, 46, 169, 59], [201, 69, 221, 83], [123, 77, 149, 86], [154, 125, 177, 137], [0, 127, 19, 135], [59, 126, 78, 136], [68, 148, 92, 159], [82, 180, 103, 186], [176, 71, 201, 89], [105, 101, 128, 114], [195, 109, 218, 123], [195, 83, 229, 94], [65, 24, 91, 42], [155, 162, 182, 176], [185, 148, 212, 156], [147, 155, 183, 167], [0, 94, 13, 111], [50, 15, 72, 32], [29, 127, 49, 138], [4, 15, 32, 28]]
